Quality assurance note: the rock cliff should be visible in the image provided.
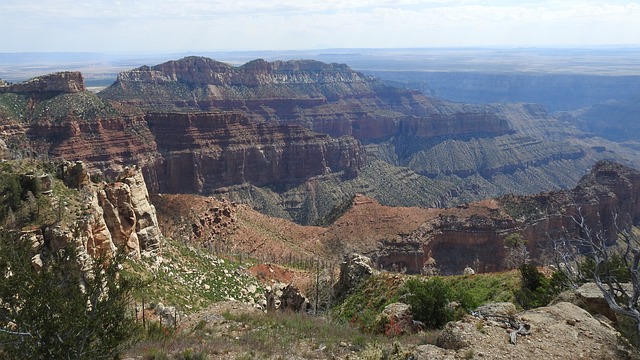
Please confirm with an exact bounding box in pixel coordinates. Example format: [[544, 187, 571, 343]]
[[49, 162, 162, 258], [3, 62, 638, 225], [372, 161, 640, 275], [145, 111, 365, 193], [99, 57, 513, 142], [0, 72, 86, 94]]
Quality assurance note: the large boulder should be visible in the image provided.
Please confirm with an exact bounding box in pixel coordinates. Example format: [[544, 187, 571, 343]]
[[333, 253, 377, 302], [265, 283, 310, 313], [558, 282, 634, 322], [474, 302, 517, 318], [375, 302, 423, 336]]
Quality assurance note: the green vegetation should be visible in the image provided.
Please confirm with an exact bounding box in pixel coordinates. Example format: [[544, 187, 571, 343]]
[[124, 238, 264, 313], [514, 264, 554, 309], [401, 277, 456, 329], [333, 274, 404, 332], [499, 195, 549, 221], [130, 308, 412, 359], [334, 271, 521, 332], [0, 231, 141, 359], [0, 160, 75, 229], [0, 91, 123, 123]]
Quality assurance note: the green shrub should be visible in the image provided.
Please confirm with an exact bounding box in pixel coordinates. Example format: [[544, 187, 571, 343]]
[[0, 231, 142, 359], [514, 264, 552, 309], [401, 277, 454, 329]]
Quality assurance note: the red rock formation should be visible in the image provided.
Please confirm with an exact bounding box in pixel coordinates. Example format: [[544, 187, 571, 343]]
[[0, 72, 85, 93], [100, 57, 513, 142], [145, 112, 365, 193], [372, 161, 640, 275], [26, 116, 159, 176]]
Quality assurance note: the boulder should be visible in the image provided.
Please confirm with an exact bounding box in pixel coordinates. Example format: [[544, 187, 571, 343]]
[[375, 302, 423, 336], [333, 253, 377, 302], [560, 282, 634, 322], [475, 302, 517, 318], [265, 283, 310, 312]]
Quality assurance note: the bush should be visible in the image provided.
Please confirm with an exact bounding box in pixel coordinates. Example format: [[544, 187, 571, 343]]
[[0, 230, 142, 359], [401, 277, 454, 329], [514, 264, 552, 309]]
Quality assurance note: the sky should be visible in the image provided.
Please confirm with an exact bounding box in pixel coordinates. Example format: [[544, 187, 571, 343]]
[[1, 0, 640, 53]]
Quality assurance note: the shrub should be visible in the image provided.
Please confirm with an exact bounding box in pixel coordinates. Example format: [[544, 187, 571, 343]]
[[0, 230, 142, 359], [401, 277, 454, 329], [514, 264, 552, 309]]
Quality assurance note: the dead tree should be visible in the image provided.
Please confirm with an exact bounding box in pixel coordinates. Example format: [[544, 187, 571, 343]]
[[552, 208, 640, 334]]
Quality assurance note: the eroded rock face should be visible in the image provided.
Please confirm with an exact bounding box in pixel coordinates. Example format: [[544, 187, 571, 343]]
[[44, 163, 162, 259], [100, 57, 513, 143], [0, 72, 86, 94], [373, 161, 640, 275], [146, 112, 365, 193], [97, 166, 161, 257], [265, 282, 310, 313], [28, 116, 159, 177], [333, 253, 377, 302]]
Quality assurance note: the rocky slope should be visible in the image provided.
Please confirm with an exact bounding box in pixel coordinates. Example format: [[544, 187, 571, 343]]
[[167, 160, 640, 275]]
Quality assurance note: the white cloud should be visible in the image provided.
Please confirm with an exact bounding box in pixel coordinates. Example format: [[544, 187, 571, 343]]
[[1, 0, 639, 52]]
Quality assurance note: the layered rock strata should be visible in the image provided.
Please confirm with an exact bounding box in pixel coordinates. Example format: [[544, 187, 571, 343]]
[[372, 161, 640, 275], [0, 71, 86, 94], [100, 57, 514, 142], [146, 111, 365, 193]]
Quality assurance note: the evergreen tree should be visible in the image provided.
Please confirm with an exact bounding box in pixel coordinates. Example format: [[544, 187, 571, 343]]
[[0, 230, 141, 359]]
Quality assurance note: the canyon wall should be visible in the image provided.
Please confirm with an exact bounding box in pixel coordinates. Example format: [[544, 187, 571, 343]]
[[372, 161, 640, 275], [145, 111, 365, 193], [0, 71, 85, 94]]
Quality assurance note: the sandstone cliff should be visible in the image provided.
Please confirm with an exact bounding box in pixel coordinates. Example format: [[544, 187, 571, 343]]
[[0, 72, 85, 94], [47, 162, 162, 259], [371, 161, 640, 275], [145, 111, 364, 193]]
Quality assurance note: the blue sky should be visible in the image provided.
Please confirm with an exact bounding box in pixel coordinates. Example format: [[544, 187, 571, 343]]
[[1, 0, 639, 53]]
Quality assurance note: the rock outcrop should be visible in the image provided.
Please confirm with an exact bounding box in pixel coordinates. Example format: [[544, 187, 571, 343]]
[[0, 72, 86, 94], [96, 166, 161, 257], [375, 302, 423, 336], [49, 162, 162, 258], [372, 161, 640, 275], [265, 282, 310, 313], [333, 253, 377, 302]]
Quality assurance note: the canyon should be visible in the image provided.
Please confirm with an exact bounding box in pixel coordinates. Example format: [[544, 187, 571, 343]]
[[1, 58, 639, 226]]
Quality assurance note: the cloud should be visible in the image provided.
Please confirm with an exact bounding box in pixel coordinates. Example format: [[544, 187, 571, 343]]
[[1, 0, 639, 52]]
